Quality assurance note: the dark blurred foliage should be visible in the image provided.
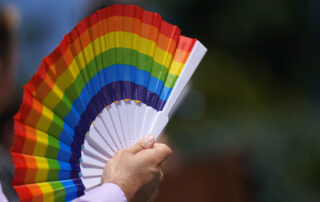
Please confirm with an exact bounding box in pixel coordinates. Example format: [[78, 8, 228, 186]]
[[2, 0, 320, 201], [158, 0, 320, 201]]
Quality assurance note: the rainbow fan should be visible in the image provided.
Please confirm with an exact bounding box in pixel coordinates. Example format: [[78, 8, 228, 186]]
[[10, 4, 207, 201]]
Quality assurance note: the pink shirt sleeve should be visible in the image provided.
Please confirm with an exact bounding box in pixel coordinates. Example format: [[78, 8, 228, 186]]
[[73, 183, 127, 202]]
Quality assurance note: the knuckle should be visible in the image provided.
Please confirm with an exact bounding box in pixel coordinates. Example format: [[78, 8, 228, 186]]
[[158, 144, 173, 156], [106, 158, 113, 165], [137, 143, 146, 150], [150, 166, 161, 176], [117, 150, 126, 156], [114, 151, 120, 156], [113, 150, 127, 159]]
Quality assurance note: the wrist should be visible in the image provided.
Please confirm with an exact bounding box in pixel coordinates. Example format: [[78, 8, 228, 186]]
[[103, 179, 135, 202]]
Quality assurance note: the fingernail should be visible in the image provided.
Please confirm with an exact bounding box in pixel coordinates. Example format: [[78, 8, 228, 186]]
[[143, 135, 154, 144]]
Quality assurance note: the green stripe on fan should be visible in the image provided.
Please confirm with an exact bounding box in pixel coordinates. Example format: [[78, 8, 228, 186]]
[[50, 181, 66, 201], [47, 159, 61, 182], [45, 136, 60, 160], [51, 47, 178, 116]]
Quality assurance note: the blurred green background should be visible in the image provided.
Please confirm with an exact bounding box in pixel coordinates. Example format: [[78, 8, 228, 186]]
[[1, 0, 320, 201]]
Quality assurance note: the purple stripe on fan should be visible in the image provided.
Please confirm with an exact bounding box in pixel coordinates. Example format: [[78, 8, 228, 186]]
[[156, 99, 167, 111], [70, 81, 167, 177], [74, 178, 85, 197]]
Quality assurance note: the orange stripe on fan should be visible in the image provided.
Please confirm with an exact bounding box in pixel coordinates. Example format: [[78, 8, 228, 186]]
[[44, 15, 178, 77], [22, 125, 37, 154], [14, 91, 43, 126], [25, 96, 43, 127], [29, 184, 43, 202], [34, 74, 55, 100], [173, 49, 190, 63], [24, 155, 38, 184], [27, 22, 179, 105], [42, 4, 180, 68], [24, 61, 55, 107], [23, 8, 181, 108]]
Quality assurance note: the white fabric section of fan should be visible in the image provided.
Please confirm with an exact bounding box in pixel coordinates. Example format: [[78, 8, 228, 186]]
[[80, 101, 159, 190]]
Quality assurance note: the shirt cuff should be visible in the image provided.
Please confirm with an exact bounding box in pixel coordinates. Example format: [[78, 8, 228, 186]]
[[74, 183, 127, 202]]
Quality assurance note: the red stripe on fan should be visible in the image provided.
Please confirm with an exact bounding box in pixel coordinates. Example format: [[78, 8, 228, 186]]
[[10, 121, 26, 153], [173, 36, 197, 63], [13, 91, 33, 123], [26, 184, 43, 202], [177, 36, 196, 52], [14, 91, 43, 125], [13, 185, 33, 202], [11, 152, 28, 185], [44, 4, 178, 66], [24, 60, 55, 99]]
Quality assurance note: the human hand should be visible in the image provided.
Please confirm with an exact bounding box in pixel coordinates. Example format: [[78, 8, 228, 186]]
[[102, 135, 172, 202]]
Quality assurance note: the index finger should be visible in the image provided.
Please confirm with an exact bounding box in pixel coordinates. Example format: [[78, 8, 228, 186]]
[[152, 143, 173, 165], [134, 143, 173, 165]]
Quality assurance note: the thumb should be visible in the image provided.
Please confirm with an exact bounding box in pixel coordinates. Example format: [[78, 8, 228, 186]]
[[126, 135, 155, 154]]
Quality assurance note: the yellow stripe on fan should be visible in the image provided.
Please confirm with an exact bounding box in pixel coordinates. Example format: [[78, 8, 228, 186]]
[[43, 31, 175, 109], [33, 130, 49, 157], [168, 61, 185, 75], [36, 104, 55, 133], [43, 85, 64, 110], [34, 157, 49, 182], [37, 182, 55, 202]]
